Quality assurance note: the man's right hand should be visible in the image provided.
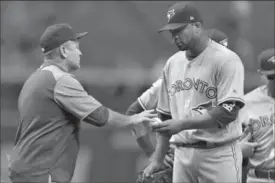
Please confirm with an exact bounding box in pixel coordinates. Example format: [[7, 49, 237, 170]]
[[130, 109, 157, 125]]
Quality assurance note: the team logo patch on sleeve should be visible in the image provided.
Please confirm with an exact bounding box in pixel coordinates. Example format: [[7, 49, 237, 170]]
[[219, 39, 228, 47], [222, 103, 236, 112]]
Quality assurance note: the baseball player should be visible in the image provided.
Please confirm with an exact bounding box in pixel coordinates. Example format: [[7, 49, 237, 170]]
[[128, 28, 229, 183], [143, 3, 245, 183], [127, 28, 229, 157], [7, 23, 156, 183], [239, 48, 275, 183]]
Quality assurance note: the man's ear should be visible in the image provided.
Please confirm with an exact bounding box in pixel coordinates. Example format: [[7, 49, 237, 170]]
[[59, 45, 67, 58], [192, 22, 203, 35], [193, 22, 202, 29]]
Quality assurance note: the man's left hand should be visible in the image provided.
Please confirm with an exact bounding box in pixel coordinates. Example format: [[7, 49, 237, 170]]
[[151, 119, 184, 135]]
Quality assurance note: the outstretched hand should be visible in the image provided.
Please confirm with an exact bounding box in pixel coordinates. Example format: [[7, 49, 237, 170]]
[[131, 109, 158, 125], [151, 119, 184, 136]]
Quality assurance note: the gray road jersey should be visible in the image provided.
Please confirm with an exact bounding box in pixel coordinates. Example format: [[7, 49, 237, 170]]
[[240, 85, 275, 170], [157, 40, 245, 144]]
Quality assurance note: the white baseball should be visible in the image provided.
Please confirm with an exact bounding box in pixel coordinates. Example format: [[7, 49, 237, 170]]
[[152, 117, 162, 125]]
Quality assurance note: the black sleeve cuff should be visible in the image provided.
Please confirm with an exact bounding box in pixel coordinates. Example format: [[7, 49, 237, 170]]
[[208, 102, 240, 128], [83, 106, 109, 127]]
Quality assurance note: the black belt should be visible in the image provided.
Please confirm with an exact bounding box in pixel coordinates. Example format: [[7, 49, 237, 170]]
[[174, 140, 233, 149], [253, 169, 275, 180]]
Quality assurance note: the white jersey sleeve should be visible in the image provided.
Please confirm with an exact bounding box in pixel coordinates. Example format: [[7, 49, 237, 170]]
[[137, 77, 162, 110], [156, 62, 171, 116], [215, 53, 245, 106]]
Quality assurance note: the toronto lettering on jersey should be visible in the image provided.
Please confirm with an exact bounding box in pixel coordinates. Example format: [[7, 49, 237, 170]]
[[250, 113, 275, 131], [169, 78, 217, 99]]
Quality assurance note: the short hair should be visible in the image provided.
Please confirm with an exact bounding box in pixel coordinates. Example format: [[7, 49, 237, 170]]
[[43, 47, 60, 60], [43, 41, 74, 60]]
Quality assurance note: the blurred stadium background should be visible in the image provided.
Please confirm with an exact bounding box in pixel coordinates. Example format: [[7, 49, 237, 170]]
[[1, 1, 274, 182]]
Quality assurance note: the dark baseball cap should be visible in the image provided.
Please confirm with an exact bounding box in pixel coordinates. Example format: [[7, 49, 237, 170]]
[[159, 3, 202, 32], [205, 29, 228, 47], [40, 23, 88, 54], [257, 48, 275, 75]]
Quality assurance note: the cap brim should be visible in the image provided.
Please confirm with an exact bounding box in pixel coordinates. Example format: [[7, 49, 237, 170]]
[[158, 23, 187, 33], [76, 32, 88, 39]]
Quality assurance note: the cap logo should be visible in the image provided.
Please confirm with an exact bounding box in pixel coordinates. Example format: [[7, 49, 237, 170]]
[[167, 9, 175, 22], [267, 56, 275, 64], [41, 48, 45, 53], [220, 39, 228, 47], [190, 16, 195, 20]]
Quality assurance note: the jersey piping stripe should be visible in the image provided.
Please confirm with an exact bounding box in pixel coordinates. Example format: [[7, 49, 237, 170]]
[[137, 97, 147, 111], [156, 108, 171, 116], [191, 101, 213, 110], [231, 143, 241, 183]]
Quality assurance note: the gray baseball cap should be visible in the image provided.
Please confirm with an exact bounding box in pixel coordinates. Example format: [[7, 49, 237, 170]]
[[40, 23, 88, 53]]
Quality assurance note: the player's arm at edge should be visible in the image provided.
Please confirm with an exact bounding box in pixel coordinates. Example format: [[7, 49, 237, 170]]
[[151, 61, 173, 164], [126, 78, 164, 157], [151, 70, 173, 164], [151, 112, 172, 163]]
